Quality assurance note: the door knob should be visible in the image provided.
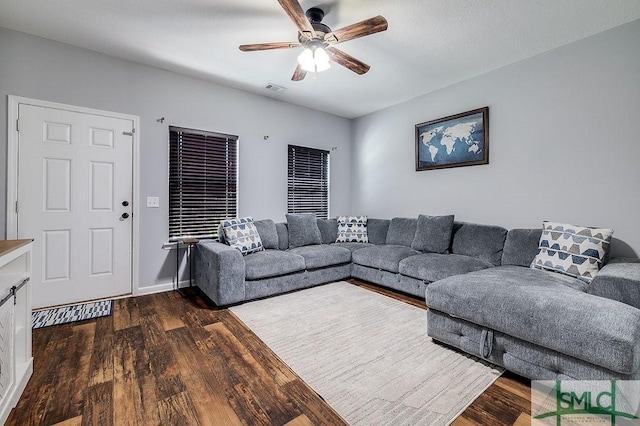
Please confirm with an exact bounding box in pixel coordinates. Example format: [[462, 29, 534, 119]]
[[121, 213, 130, 219], [122, 201, 129, 206]]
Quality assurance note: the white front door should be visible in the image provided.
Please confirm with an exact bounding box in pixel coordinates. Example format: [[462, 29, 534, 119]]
[[17, 103, 133, 308]]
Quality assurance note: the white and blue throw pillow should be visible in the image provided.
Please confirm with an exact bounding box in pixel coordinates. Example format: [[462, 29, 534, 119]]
[[336, 216, 368, 243], [221, 216, 264, 256], [530, 221, 613, 283]]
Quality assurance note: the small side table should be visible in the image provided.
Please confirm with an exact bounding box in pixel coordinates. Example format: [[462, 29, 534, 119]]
[[176, 238, 199, 297]]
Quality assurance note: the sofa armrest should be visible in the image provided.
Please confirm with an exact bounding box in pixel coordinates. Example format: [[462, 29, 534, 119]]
[[195, 240, 246, 306], [588, 258, 640, 309]]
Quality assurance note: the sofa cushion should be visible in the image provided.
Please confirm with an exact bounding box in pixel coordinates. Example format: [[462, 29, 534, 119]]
[[385, 218, 418, 247], [501, 228, 542, 267], [589, 260, 640, 309], [317, 218, 338, 244], [426, 266, 640, 375], [333, 242, 373, 252], [531, 221, 613, 283], [244, 250, 305, 280], [336, 215, 368, 243], [288, 245, 352, 269], [399, 253, 493, 283], [221, 216, 264, 255], [286, 213, 322, 249], [451, 222, 507, 266], [352, 245, 421, 273], [367, 219, 390, 245], [411, 214, 455, 254], [254, 219, 279, 250]]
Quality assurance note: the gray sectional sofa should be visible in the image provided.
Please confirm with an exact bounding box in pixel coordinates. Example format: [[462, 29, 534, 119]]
[[195, 216, 506, 305], [195, 214, 640, 381]]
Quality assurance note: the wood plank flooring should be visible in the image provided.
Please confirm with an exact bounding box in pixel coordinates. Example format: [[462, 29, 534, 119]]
[[7, 281, 531, 425]]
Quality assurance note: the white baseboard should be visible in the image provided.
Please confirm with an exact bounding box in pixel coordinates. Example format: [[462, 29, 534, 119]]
[[137, 280, 191, 296]]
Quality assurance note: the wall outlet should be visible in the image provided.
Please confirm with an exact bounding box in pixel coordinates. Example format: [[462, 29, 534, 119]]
[[146, 196, 160, 208]]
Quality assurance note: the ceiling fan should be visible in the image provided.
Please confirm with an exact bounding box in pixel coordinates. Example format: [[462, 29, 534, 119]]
[[239, 0, 388, 81]]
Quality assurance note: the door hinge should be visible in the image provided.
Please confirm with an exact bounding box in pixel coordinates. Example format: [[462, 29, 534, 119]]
[[15, 201, 18, 213], [123, 128, 136, 137], [16, 119, 19, 132]]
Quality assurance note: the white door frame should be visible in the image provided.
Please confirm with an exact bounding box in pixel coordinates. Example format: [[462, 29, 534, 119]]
[[6, 95, 141, 297]]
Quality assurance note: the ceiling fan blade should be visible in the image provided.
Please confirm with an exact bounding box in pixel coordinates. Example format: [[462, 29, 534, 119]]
[[292, 64, 307, 81], [239, 42, 301, 52], [326, 48, 370, 75], [278, 0, 316, 40], [324, 15, 388, 45]]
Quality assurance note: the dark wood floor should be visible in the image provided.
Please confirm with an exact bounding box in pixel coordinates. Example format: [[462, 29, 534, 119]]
[[7, 280, 531, 425]]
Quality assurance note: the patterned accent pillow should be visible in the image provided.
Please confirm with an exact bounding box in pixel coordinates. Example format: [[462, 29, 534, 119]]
[[336, 216, 368, 243], [530, 221, 613, 283], [221, 216, 264, 256]]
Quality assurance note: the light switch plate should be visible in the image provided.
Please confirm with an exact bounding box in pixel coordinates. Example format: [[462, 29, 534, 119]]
[[146, 196, 160, 208]]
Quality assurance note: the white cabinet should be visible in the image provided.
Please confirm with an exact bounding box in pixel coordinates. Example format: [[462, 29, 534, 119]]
[[0, 240, 33, 424]]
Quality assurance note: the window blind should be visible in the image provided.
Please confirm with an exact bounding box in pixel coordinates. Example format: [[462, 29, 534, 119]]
[[287, 144, 330, 219], [169, 126, 238, 240]]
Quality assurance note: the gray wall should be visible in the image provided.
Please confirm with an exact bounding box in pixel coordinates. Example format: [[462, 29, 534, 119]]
[[1, 17, 638, 295], [0, 28, 352, 291], [352, 20, 640, 257]]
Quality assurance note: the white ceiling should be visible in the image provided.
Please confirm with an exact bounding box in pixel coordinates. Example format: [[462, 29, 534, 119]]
[[1, 1, 639, 118]]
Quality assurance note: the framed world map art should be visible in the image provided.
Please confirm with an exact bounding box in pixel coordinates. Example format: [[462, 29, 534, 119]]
[[415, 107, 489, 171]]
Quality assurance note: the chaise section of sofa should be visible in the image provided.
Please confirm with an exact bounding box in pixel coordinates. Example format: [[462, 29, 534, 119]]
[[425, 227, 640, 380], [427, 308, 640, 380]]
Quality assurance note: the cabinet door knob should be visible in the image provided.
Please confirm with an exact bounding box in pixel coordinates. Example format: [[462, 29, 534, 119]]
[[122, 201, 129, 206], [121, 213, 130, 219]]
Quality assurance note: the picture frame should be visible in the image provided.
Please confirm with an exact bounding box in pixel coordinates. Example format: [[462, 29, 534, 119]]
[[415, 107, 489, 171]]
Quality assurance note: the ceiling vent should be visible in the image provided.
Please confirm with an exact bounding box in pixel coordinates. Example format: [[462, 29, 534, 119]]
[[265, 83, 287, 93]]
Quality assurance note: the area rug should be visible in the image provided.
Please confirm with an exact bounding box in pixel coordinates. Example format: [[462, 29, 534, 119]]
[[32, 300, 113, 329], [230, 282, 503, 425]]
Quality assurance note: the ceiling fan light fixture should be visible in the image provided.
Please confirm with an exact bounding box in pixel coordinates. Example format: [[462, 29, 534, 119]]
[[314, 47, 331, 71], [298, 48, 314, 71], [298, 46, 331, 73], [315, 58, 331, 72], [239, 1, 387, 81]]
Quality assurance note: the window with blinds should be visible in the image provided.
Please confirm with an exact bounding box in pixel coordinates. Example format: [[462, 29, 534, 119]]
[[169, 126, 238, 240], [287, 145, 330, 219]]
